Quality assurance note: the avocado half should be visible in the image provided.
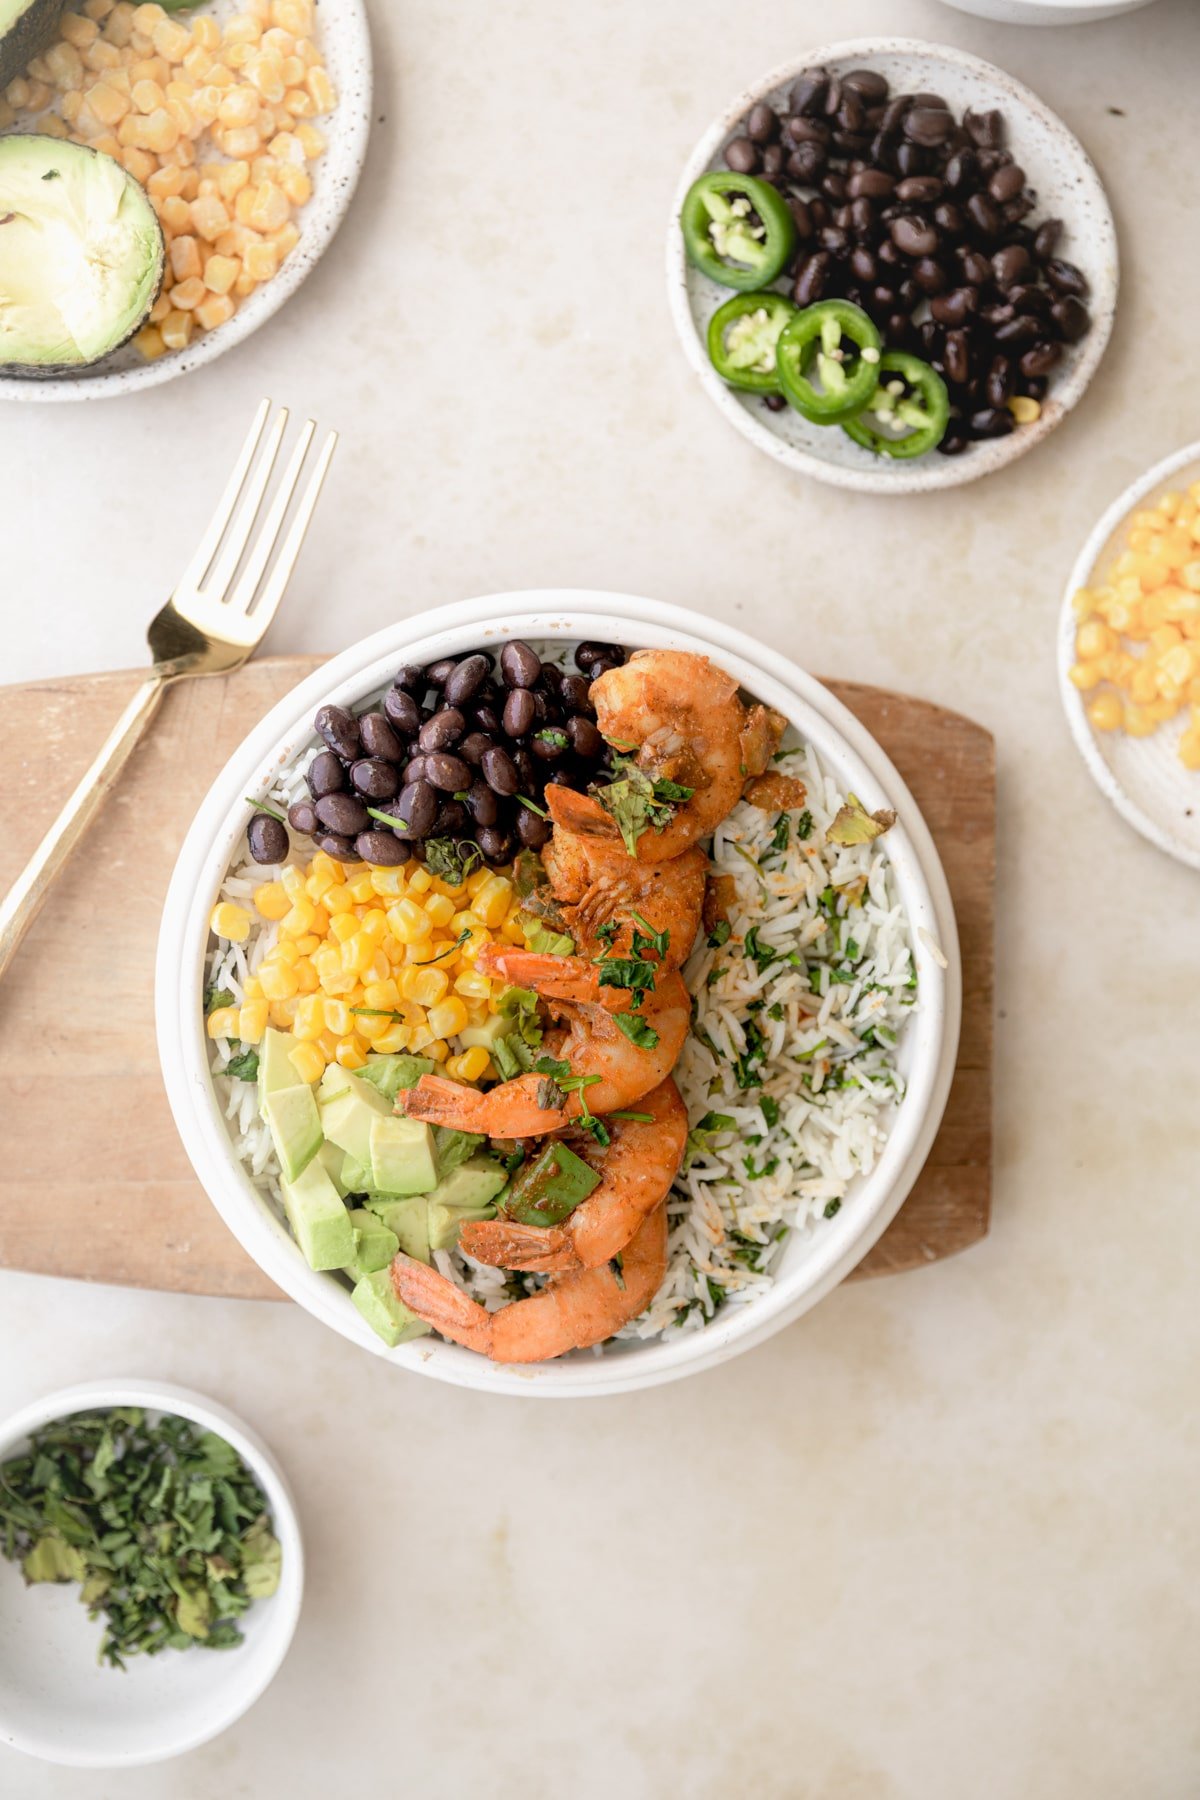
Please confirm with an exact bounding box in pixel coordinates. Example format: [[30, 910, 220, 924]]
[[0, 0, 66, 90], [0, 134, 166, 371]]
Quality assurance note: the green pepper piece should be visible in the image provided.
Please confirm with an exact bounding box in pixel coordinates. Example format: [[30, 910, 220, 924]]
[[776, 300, 882, 425], [501, 1141, 601, 1228], [681, 172, 796, 292], [706, 292, 798, 392], [841, 351, 950, 459]]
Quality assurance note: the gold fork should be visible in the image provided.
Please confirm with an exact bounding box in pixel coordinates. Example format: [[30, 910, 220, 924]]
[[0, 398, 337, 981]]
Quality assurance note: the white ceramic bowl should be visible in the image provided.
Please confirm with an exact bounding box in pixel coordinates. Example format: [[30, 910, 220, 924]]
[[1058, 440, 1200, 871], [157, 593, 961, 1397], [0, 1, 372, 403], [0, 1380, 303, 1768], [936, 0, 1159, 23], [666, 38, 1117, 495]]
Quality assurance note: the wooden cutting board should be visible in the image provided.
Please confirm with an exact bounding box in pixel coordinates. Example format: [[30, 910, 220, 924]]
[[0, 659, 994, 1300]]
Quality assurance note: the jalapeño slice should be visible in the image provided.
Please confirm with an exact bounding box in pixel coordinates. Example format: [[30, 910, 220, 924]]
[[776, 300, 883, 426], [706, 292, 798, 392], [681, 171, 796, 292], [841, 351, 950, 459]]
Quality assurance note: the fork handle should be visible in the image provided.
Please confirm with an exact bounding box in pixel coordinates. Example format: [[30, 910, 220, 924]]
[[0, 673, 170, 983]]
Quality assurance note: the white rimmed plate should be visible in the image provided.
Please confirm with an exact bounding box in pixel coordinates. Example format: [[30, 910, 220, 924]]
[[666, 38, 1117, 495], [156, 593, 961, 1398], [0, 1380, 303, 1768], [1058, 440, 1200, 871], [0, 0, 371, 403]]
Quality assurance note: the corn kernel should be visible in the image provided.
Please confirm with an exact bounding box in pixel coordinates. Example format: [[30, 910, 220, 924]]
[[237, 999, 269, 1044], [387, 897, 433, 944], [210, 900, 250, 941], [292, 994, 324, 1040], [206, 1005, 240, 1039], [132, 324, 166, 359], [401, 965, 450, 1007], [259, 960, 299, 1000], [346, 870, 375, 903], [252, 880, 290, 919], [423, 892, 456, 928], [407, 867, 433, 895], [335, 1038, 367, 1070], [428, 997, 469, 1040], [454, 1044, 492, 1083], [279, 897, 315, 937], [453, 969, 492, 1001], [1086, 691, 1122, 732], [474, 877, 513, 927], [373, 1023, 412, 1054], [321, 998, 350, 1036], [287, 1040, 324, 1083]]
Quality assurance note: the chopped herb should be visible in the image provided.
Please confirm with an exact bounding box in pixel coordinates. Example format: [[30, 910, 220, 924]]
[[0, 1409, 280, 1670], [501, 1146, 527, 1176], [630, 912, 670, 960], [422, 839, 482, 885], [365, 806, 410, 833], [609, 1110, 654, 1124], [770, 814, 790, 855], [596, 958, 656, 1006], [674, 1273, 725, 1326], [768, 1002, 784, 1021], [225, 1048, 259, 1081], [823, 1198, 842, 1219], [743, 1153, 779, 1180], [515, 794, 549, 819], [592, 756, 695, 856], [827, 793, 896, 847], [594, 920, 619, 945], [535, 729, 569, 752], [430, 929, 470, 963], [204, 986, 234, 1015], [760, 1095, 780, 1129], [533, 1054, 571, 1080], [731, 1021, 766, 1089], [513, 849, 549, 898], [796, 809, 814, 840], [707, 919, 731, 949], [243, 796, 287, 824], [742, 926, 779, 973], [614, 1011, 659, 1050], [845, 937, 860, 961]]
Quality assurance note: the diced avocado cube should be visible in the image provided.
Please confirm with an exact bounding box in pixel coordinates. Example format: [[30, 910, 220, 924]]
[[428, 1201, 497, 1253], [457, 1015, 513, 1054], [319, 1062, 355, 1104], [258, 1027, 300, 1115], [279, 1157, 354, 1270], [503, 1141, 599, 1227], [263, 1083, 323, 1183], [317, 1139, 349, 1198], [356, 1054, 435, 1102], [520, 917, 574, 956], [365, 1196, 430, 1264], [351, 1270, 432, 1348], [431, 1126, 486, 1178], [426, 1156, 508, 1212], [369, 1114, 438, 1196], [341, 1152, 374, 1195], [320, 1078, 390, 1167], [345, 1207, 399, 1277]]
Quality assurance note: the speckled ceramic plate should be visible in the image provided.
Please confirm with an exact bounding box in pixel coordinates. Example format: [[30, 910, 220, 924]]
[[666, 38, 1118, 495], [0, 0, 371, 403], [1058, 441, 1200, 871]]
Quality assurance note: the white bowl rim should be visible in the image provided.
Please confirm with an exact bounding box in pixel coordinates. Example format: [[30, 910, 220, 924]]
[[0, 1378, 304, 1768], [665, 35, 1118, 495], [1057, 437, 1200, 871], [0, 1, 372, 404], [156, 592, 962, 1397]]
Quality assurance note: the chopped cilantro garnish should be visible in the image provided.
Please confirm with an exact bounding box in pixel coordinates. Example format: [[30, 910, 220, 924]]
[[204, 986, 234, 1015], [796, 810, 814, 840], [615, 1011, 659, 1050], [707, 919, 731, 949], [225, 1048, 259, 1081], [760, 1094, 780, 1129]]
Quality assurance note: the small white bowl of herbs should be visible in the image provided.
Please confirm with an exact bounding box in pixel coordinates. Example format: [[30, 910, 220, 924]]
[[0, 1381, 303, 1769]]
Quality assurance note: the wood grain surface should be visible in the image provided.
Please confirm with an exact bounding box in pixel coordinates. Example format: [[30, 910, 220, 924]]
[[0, 658, 994, 1300]]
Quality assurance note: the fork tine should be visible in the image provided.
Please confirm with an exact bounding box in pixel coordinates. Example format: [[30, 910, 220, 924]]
[[174, 397, 272, 598], [205, 404, 289, 605], [232, 427, 338, 637], [227, 417, 315, 617]]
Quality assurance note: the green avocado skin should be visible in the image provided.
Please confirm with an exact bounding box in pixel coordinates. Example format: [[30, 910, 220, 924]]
[[0, 0, 67, 91]]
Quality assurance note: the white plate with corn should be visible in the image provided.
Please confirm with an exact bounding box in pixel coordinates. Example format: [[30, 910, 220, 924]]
[[0, 0, 370, 401], [1060, 439, 1200, 871]]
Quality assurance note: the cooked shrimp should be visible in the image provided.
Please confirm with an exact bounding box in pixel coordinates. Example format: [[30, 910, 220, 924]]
[[397, 967, 691, 1135], [459, 1078, 687, 1272], [539, 808, 706, 967], [545, 650, 781, 861], [390, 1202, 668, 1363]]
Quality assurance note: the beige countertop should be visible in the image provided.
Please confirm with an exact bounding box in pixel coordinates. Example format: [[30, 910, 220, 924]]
[[3, 0, 1200, 1793]]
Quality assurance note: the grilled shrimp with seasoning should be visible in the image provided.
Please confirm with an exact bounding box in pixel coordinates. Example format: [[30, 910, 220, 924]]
[[539, 802, 706, 966]]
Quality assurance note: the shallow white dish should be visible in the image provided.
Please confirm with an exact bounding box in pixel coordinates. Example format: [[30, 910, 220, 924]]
[[936, 0, 1158, 22], [666, 37, 1117, 495], [0, 1380, 303, 1768], [0, 0, 372, 403], [1058, 440, 1200, 871], [157, 593, 961, 1397]]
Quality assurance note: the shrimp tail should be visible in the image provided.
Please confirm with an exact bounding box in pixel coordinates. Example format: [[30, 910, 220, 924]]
[[544, 784, 621, 842], [457, 1217, 573, 1273], [390, 1255, 494, 1354], [396, 1075, 494, 1130]]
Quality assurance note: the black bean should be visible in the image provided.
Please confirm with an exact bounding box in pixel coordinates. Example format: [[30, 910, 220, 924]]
[[910, 92, 949, 110], [889, 214, 939, 257], [936, 424, 969, 456], [396, 780, 437, 838], [964, 108, 1004, 149], [747, 100, 778, 143], [904, 107, 953, 147], [1021, 376, 1048, 402], [383, 686, 421, 735], [847, 167, 894, 200], [575, 641, 620, 676], [985, 161, 1024, 204], [247, 813, 288, 864], [789, 69, 828, 115], [822, 74, 843, 117], [516, 807, 552, 849], [558, 673, 592, 713], [349, 757, 400, 802], [843, 68, 888, 104], [793, 250, 832, 305], [464, 779, 499, 827], [511, 746, 537, 792], [1008, 284, 1051, 320], [498, 688, 533, 738], [991, 243, 1031, 289], [402, 754, 430, 784], [418, 707, 465, 752], [881, 94, 913, 132], [894, 141, 927, 177], [786, 141, 825, 183], [761, 143, 784, 179], [1045, 258, 1089, 299], [982, 302, 1015, 330], [566, 715, 604, 759], [481, 745, 519, 795], [725, 135, 758, 174], [876, 238, 902, 269], [477, 825, 514, 866], [472, 702, 502, 736], [807, 198, 830, 229], [313, 704, 359, 763], [424, 752, 471, 793], [307, 749, 345, 799], [944, 329, 971, 386], [314, 831, 361, 863], [432, 800, 468, 837], [933, 201, 965, 237], [1051, 295, 1091, 342], [315, 791, 369, 836], [836, 92, 865, 133], [969, 406, 1014, 439], [958, 248, 991, 287], [393, 665, 426, 697], [1034, 218, 1063, 263], [820, 225, 850, 255], [820, 172, 848, 203], [965, 192, 1002, 238], [896, 175, 942, 204], [1002, 194, 1035, 227], [442, 654, 491, 708], [930, 286, 978, 326], [993, 314, 1039, 349], [287, 799, 318, 835], [358, 710, 403, 761], [912, 255, 947, 295], [944, 149, 978, 193], [424, 658, 458, 689], [1020, 341, 1061, 378], [531, 727, 568, 761], [458, 730, 493, 766], [986, 355, 1015, 408], [850, 245, 878, 283], [355, 830, 407, 867], [789, 195, 814, 238], [784, 113, 830, 147]]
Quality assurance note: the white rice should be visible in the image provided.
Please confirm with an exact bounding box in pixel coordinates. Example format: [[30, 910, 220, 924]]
[[206, 733, 915, 1348]]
